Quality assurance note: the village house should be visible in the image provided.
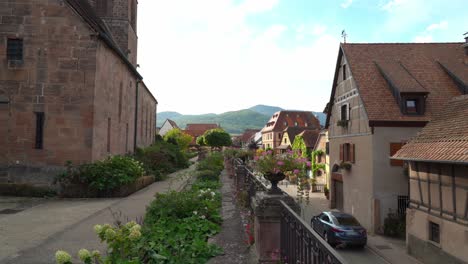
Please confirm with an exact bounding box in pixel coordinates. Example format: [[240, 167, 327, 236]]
[[261, 110, 320, 150], [183, 123, 219, 146], [237, 129, 259, 148], [392, 94, 468, 264], [0, 0, 157, 188], [312, 130, 329, 187], [277, 126, 310, 152], [158, 119, 179, 137], [325, 40, 467, 233]]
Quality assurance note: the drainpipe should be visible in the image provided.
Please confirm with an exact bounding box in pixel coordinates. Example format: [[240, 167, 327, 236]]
[[134, 79, 140, 153]]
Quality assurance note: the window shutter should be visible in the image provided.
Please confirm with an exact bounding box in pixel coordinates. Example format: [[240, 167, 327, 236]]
[[350, 144, 355, 163], [339, 144, 344, 161], [390, 143, 404, 166]]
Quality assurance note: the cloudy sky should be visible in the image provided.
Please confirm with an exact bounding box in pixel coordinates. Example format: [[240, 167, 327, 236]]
[[137, 0, 467, 115]]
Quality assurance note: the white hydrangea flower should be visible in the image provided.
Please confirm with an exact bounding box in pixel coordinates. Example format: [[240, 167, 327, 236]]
[[78, 248, 91, 262], [55, 250, 71, 264], [193, 211, 198, 215]]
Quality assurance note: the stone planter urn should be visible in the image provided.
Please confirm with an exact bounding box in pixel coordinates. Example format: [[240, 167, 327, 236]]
[[263, 172, 286, 194]]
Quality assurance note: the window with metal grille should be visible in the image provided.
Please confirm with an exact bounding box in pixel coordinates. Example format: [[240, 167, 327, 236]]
[[34, 112, 44, 149], [7, 38, 23, 61], [429, 221, 440, 244]]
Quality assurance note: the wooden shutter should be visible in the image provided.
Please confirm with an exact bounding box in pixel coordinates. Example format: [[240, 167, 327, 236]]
[[350, 144, 355, 163], [339, 144, 344, 161], [390, 143, 404, 166]]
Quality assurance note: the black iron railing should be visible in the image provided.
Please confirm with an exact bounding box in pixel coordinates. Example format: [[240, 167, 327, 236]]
[[397, 195, 409, 218], [280, 201, 348, 264]]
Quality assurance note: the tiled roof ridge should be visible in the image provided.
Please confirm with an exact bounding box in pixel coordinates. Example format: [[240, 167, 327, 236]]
[[342, 42, 463, 45]]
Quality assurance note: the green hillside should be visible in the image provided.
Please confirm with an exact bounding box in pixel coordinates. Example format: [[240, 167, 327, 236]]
[[156, 104, 326, 135], [157, 109, 268, 134]]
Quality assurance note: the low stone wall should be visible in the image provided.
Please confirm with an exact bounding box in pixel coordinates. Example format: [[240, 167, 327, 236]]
[[58, 176, 155, 198], [0, 165, 64, 186]]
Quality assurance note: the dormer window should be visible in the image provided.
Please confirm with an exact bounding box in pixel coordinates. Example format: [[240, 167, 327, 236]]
[[405, 99, 417, 114], [294, 122, 298, 126], [402, 95, 425, 115], [284, 122, 287, 126]]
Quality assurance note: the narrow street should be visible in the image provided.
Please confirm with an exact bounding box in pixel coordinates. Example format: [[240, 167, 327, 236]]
[[279, 182, 418, 264]]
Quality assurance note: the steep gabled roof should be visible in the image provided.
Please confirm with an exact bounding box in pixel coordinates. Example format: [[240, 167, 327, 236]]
[[282, 127, 309, 141], [297, 130, 320, 148], [262, 111, 320, 133], [326, 42, 465, 127], [239, 129, 260, 143], [167, 119, 179, 129], [392, 94, 468, 164]]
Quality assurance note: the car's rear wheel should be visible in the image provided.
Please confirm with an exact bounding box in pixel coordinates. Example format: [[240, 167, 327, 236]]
[[324, 232, 335, 247]]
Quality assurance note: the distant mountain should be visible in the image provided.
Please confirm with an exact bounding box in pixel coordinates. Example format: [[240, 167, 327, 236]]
[[157, 111, 182, 121], [249, 105, 283, 116], [313, 112, 326, 126], [156, 105, 327, 134]]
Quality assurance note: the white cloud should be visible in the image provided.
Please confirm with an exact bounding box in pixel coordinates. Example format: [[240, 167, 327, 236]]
[[312, 25, 327, 36], [413, 34, 433, 42], [240, 0, 280, 14], [426, 20, 448, 31], [137, 0, 338, 114], [381, 0, 407, 12], [341, 0, 353, 8]]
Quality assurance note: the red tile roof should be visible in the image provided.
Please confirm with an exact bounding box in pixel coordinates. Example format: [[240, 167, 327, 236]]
[[327, 42, 465, 125], [239, 129, 260, 143], [185, 124, 219, 131], [297, 130, 320, 148], [262, 111, 320, 133], [392, 94, 468, 163]]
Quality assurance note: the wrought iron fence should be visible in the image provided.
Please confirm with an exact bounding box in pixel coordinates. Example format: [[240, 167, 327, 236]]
[[280, 200, 348, 264], [397, 195, 409, 218]]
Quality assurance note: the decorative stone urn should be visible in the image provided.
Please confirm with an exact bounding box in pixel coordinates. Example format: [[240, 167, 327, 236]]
[[263, 172, 286, 194]]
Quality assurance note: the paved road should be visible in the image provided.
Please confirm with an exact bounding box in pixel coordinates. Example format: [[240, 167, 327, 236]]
[[0, 164, 196, 264], [279, 182, 390, 264]]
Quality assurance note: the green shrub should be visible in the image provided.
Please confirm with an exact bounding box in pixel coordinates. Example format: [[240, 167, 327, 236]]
[[133, 141, 189, 181], [196, 170, 219, 181], [197, 152, 224, 173], [57, 156, 145, 192]]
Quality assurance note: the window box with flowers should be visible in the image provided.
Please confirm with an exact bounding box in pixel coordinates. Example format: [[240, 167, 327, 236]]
[[337, 119, 349, 128], [339, 161, 352, 172]]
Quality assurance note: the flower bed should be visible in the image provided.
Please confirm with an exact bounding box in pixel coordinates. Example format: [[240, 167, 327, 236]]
[[54, 152, 224, 264]]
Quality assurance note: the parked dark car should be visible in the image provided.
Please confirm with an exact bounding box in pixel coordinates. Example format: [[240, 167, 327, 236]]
[[311, 211, 367, 248]]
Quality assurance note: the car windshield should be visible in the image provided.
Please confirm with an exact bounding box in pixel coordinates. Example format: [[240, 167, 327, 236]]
[[335, 215, 360, 226]]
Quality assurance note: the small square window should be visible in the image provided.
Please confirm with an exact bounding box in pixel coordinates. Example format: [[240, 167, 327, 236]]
[[406, 99, 417, 114], [429, 221, 440, 244], [7, 38, 23, 61]]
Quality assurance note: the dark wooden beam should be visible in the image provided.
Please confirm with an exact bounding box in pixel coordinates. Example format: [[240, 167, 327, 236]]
[[451, 164, 457, 220], [438, 165, 443, 217], [427, 163, 432, 212], [416, 162, 423, 208]]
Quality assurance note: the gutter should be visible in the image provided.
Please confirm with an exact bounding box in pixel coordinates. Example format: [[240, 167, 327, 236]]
[[390, 156, 468, 165]]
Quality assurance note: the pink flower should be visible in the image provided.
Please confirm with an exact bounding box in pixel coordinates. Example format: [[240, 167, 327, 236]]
[[277, 161, 284, 166], [254, 156, 259, 161], [306, 161, 311, 167], [293, 169, 300, 174]]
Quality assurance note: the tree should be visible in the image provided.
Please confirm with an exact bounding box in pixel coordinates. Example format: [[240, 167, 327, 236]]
[[292, 135, 310, 158], [196, 136, 206, 146], [163, 128, 193, 151], [203, 128, 232, 150]]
